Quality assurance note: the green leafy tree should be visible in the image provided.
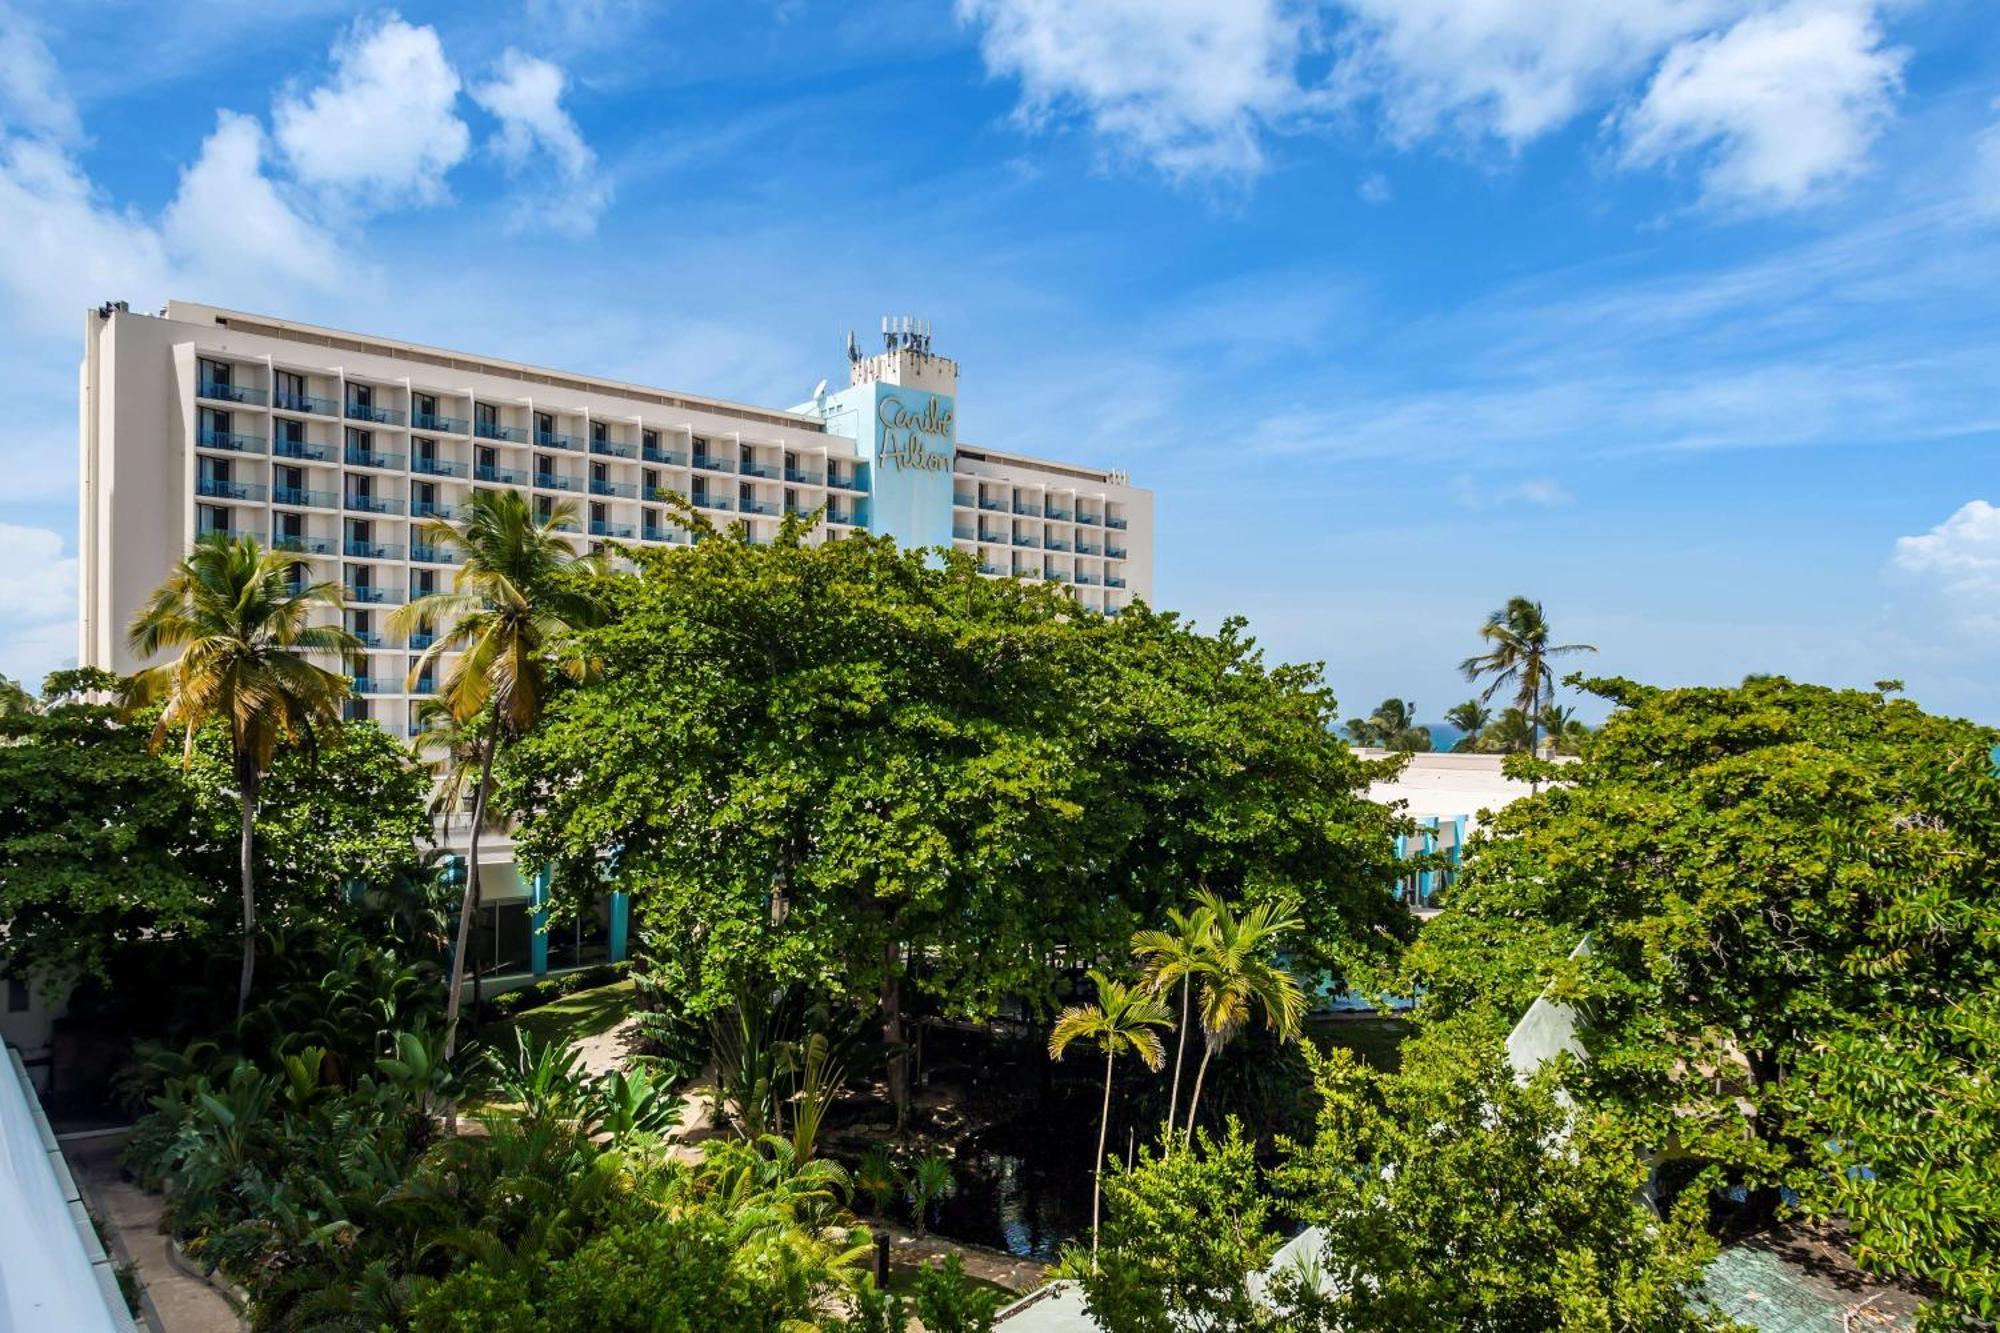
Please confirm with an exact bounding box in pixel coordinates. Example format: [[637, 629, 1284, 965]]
[[126, 533, 362, 1013], [509, 521, 1409, 1123], [1477, 705, 1537, 754], [1269, 1031, 1730, 1332], [0, 672, 35, 716], [391, 488, 604, 1064], [1459, 596, 1595, 761], [1049, 970, 1174, 1258], [1406, 676, 2000, 1322], [1344, 698, 1433, 752], [1181, 891, 1307, 1143], [1074, 1122, 1276, 1333], [1132, 901, 1217, 1141], [1444, 698, 1491, 752], [0, 670, 224, 987], [913, 1254, 1005, 1333]]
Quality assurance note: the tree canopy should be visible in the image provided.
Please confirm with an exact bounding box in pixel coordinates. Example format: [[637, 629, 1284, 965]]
[[1404, 675, 2000, 1321], [506, 525, 1408, 1107]]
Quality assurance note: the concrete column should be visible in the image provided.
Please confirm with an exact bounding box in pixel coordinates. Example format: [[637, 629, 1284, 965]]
[[609, 892, 629, 963], [530, 866, 550, 977]]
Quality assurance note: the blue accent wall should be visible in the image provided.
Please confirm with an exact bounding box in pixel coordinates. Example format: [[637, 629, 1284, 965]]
[[816, 381, 956, 551]]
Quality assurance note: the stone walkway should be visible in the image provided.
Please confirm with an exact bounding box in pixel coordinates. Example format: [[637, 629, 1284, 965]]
[[65, 1134, 243, 1333], [874, 1222, 1050, 1294]]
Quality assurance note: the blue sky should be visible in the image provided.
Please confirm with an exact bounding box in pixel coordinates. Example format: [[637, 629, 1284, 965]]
[[2, 0, 1997, 724]]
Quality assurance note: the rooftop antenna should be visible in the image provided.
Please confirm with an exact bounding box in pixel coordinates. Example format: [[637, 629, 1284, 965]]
[[811, 377, 828, 399]]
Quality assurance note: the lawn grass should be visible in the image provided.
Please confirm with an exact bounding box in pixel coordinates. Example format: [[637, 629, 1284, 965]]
[[499, 978, 638, 1050]]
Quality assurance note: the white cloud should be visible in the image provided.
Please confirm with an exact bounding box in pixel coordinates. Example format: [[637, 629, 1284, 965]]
[[1357, 171, 1390, 204], [1620, 2, 1906, 209], [1451, 475, 1574, 510], [1329, 0, 1735, 145], [0, 522, 75, 620], [272, 12, 469, 209], [0, 134, 171, 337], [164, 112, 343, 292], [1892, 500, 2000, 637], [0, 3, 79, 142], [470, 49, 609, 234], [955, 0, 1316, 181]]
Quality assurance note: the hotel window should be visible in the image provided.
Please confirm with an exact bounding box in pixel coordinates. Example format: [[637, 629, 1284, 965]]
[[275, 511, 304, 542], [591, 421, 608, 446], [414, 437, 438, 469], [643, 429, 659, 452], [414, 391, 436, 419], [476, 445, 497, 473], [200, 358, 231, 388], [412, 568, 438, 598], [276, 417, 305, 448], [275, 370, 307, 410], [277, 464, 304, 494], [590, 501, 607, 526], [535, 411, 555, 442], [591, 461, 608, 487], [198, 406, 230, 440], [547, 897, 613, 970], [644, 507, 660, 532], [347, 382, 373, 414], [644, 468, 659, 494], [535, 496, 554, 523], [197, 504, 230, 536], [347, 426, 372, 453], [475, 402, 498, 434]]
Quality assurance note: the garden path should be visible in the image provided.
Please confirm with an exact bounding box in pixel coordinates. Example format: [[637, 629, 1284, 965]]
[[67, 1134, 243, 1333]]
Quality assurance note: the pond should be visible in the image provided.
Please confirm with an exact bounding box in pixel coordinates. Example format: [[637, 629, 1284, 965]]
[[920, 1015, 1411, 1260]]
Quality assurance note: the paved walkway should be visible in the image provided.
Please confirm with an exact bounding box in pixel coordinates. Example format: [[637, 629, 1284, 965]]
[[874, 1222, 1050, 1294], [65, 1136, 242, 1333]]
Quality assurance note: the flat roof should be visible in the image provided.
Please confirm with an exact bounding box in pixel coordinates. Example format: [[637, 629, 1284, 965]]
[[158, 301, 826, 434], [1358, 750, 1549, 826]]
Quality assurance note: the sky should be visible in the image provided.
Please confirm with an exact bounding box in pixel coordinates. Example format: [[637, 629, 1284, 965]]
[[1, 0, 1997, 725]]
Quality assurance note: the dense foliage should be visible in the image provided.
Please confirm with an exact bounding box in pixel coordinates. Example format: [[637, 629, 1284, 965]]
[[1406, 676, 2000, 1323], [508, 523, 1408, 1115]]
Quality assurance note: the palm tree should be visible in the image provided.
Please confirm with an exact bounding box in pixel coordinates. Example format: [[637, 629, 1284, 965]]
[[1459, 597, 1595, 763], [389, 489, 603, 1065], [1131, 901, 1217, 1141], [1538, 703, 1591, 756], [410, 697, 499, 1013], [1048, 970, 1172, 1259], [1480, 706, 1537, 754], [1444, 699, 1491, 752], [126, 533, 362, 1014], [1181, 891, 1307, 1144], [1343, 699, 1432, 752]]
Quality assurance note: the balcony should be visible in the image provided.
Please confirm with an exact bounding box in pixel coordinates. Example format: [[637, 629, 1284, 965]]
[[1076, 542, 1101, 556], [344, 538, 404, 560], [343, 584, 404, 605], [1107, 546, 1128, 560], [195, 522, 246, 540], [344, 493, 403, 515], [641, 526, 687, 544], [198, 378, 265, 406], [274, 389, 338, 416], [692, 455, 731, 473], [1013, 504, 1042, 517], [980, 563, 1006, 576], [590, 437, 636, 459], [1045, 538, 1072, 552], [533, 429, 579, 451], [1077, 513, 1103, 527], [409, 631, 437, 651], [784, 467, 824, 486], [1045, 570, 1072, 583], [411, 411, 469, 434], [345, 446, 405, 470], [589, 519, 635, 539], [346, 400, 405, 426], [475, 464, 526, 485], [410, 499, 458, 520], [1105, 606, 1124, 618], [410, 543, 460, 564], [349, 630, 386, 648], [534, 472, 581, 491], [828, 510, 865, 528], [643, 446, 689, 467], [196, 477, 264, 501], [739, 460, 776, 479], [273, 436, 332, 462], [198, 427, 265, 454], [1106, 516, 1129, 530], [1075, 574, 1100, 586], [1106, 575, 1127, 588], [645, 486, 685, 504], [272, 486, 336, 509], [474, 419, 528, 443], [828, 472, 869, 493], [694, 494, 731, 511], [412, 676, 436, 695], [954, 525, 977, 540], [590, 478, 637, 498], [271, 533, 335, 555], [351, 677, 391, 695], [739, 498, 776, 516], [979, 532, 1006, 543], [979, 500, 1006, 512], [953, 494, 976, 508], [411, 456, 467, 478], [1047, 508, 1073, 521], [1012, 535, 1040, 548]]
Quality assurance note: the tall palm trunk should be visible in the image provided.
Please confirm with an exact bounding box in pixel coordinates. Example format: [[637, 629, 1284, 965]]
[[235, 759, 260, 1017], [1092, 1047, 1115, 1261], [1183, 1039, 1218, 1147], [443, 727, 498, 1065], [1163, 977, 1190, 1140]]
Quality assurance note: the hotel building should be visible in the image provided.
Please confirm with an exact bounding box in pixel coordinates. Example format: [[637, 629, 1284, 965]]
[[71, 302, 1154, 988]]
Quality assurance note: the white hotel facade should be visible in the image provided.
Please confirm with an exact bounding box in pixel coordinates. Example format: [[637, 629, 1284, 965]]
[[68, 301, 1154, 988]]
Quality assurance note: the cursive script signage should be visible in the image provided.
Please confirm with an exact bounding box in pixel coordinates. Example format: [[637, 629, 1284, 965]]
[[877, 395, 954, 472]]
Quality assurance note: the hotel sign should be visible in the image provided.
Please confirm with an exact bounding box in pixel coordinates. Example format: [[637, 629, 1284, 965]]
[[877, 396, 954, 472]]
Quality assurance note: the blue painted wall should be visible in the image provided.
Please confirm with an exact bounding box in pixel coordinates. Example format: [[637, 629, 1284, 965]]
[[815, 381, 956, 551]]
